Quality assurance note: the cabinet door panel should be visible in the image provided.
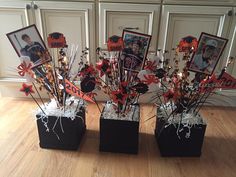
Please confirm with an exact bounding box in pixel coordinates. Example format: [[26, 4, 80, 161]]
[[163, 0, 235, 6], [159, 5, 232, 73], [106, 11, 150, 36], [40, 10, 87, 75], [225, 7, 236, 77], [0, 8, 28, 79], [41, 10, 86, 55], [0, 2, 31, 98], [99, 3, 160, 52], [34, 1, 95, 63], [229, 38, 236, 77]]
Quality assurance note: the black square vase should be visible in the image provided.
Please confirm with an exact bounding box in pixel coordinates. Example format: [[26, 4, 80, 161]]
[[36, 108, 86, 150], [99, 104, 140, 154], [155, 117, 206, 157]]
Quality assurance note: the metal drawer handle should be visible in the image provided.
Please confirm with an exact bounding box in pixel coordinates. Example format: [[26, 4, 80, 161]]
[[228, 10, 233, 16], [26, 4, 31, 10], [33, 4, 38, 10], [118, 26, 139, 30]]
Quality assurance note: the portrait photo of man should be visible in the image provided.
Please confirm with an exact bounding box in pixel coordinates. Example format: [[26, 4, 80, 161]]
[[121, 30, 151, 72], [122, 40, 144, 70], [7, 25, 51, 68], [189, 33, 228, 75], [20, 34, 46, 64]]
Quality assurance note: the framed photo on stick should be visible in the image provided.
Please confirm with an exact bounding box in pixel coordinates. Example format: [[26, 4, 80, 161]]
[[189, 32, 228, 75], [120, 30, 151, 73], [7, 24, 51, 68]]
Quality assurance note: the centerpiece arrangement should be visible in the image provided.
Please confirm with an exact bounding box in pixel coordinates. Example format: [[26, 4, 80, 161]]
[[7, 25, 95, 150], [7, 24, 236, 156], [92, 30, 152, 154], [146, 33, 235, 156]]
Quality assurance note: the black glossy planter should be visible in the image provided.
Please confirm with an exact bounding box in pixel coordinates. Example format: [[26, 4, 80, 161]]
[[99, 104, 140, 154], [155, 117, 206, 157], [36, 108, 86, 150]]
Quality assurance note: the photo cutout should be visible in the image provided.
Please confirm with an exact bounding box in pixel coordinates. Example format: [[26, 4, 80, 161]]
[[189, 32, 228, 75], [120, 30, 151, 72], [7, 24, 51, 68]]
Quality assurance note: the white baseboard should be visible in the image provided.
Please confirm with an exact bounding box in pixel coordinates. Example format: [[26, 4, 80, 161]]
[[1, 82, 236, 106]]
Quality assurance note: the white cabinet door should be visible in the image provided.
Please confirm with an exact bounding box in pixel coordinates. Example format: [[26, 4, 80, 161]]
[[0, 1, 31, 81], [226, 7, 236, 77], [158, 5, 232, 73], [163, 0, 235, 6], [33, 1, 95, 64], [0, 1, 33, 97], [99, 3, 160, 52]]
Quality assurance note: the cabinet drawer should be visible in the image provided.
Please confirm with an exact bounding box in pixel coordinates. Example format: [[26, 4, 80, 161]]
[[99, 3, 160, 52]]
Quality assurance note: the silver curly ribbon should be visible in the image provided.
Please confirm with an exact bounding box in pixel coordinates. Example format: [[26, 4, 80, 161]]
[[158, 103, 205, 139], [36, 114, 49, 132], [35, 98, 86, 140]]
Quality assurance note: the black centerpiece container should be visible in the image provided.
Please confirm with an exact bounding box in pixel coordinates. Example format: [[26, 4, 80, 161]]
[[36, 106, 86, 150], [155, 112, 207, 157], [99, 103, 140, 154]]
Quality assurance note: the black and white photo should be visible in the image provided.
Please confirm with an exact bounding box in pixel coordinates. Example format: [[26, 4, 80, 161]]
[[7, 24, 51, 68], [189, 32, 228, 75], [120, 30, 151, 72]]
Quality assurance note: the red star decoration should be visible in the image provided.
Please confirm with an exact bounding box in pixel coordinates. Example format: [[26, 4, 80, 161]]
[[17, 61, 33, 77], [142, 74, 159, 85], [129, 90, 137, 98], [145, 60, 157, 72], [163, 90, 174, 101], [79, 64, 96, 77], [96, 59, 111, 77], [163, 89, 180, 102], [111, 89, 128, 104], [120, 81, 129, 92], [132, 83, 149, 94], [120, 81, 128, 87], [20, 83, 35, 96]]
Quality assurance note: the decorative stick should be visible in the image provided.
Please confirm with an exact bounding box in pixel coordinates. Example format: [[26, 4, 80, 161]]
[[194, 91, 212, 115], [68, 45, 79, 79], [131, 104, 136, 121], [93, 96, 102, 113], [32, 82, 46, 108], [194, 68, 226, 115], [75, 100, 81, 113], [29, 92, 47, 115], [156, 93, 169, 118], [63, 89, 66, 113], [50, 69, 59, 103]]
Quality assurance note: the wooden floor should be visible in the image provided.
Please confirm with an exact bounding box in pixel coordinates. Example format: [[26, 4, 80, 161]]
[[0, 97, 235, 177]]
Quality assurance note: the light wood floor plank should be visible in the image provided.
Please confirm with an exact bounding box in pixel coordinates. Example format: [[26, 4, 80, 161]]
[[0, 97, 235, 177]]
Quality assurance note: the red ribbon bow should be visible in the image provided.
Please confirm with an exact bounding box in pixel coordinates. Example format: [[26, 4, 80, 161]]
[[142, 74, 159, 85], [145, 61, 157, 72], [17, 61, 33, 77], [111, 89, 128, 104]]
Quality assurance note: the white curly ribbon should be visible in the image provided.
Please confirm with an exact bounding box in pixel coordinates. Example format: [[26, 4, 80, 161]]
[[102, 101, 140, 121], [36, 114, 49, 132], [35, 97, 85, 139], [158, 103, 205, 139]]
